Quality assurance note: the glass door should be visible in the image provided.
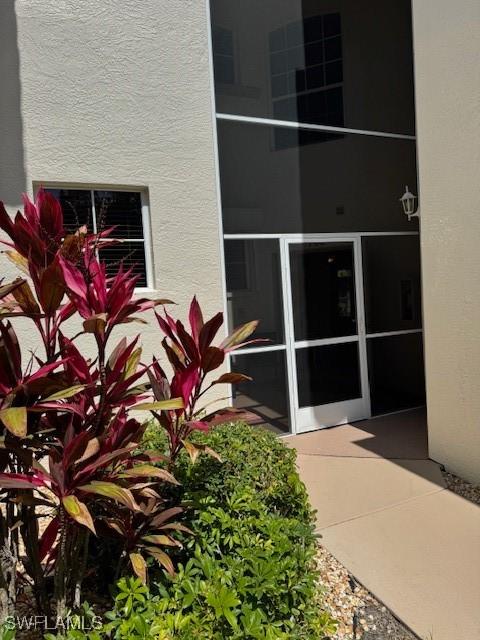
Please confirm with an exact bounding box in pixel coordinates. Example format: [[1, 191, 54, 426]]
[[285, 238, 369, 432]]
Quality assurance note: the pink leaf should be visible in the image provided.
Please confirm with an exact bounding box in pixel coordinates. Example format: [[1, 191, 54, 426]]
[[0, 472, 45, 489], [188, 296, 204, 344]]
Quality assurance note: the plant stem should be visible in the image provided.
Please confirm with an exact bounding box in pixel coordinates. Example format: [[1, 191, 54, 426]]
[[0, 508, 16, 624], [54, 506, 68, 619], [20, 502, 51, 617], [73, 530, 90, 609]]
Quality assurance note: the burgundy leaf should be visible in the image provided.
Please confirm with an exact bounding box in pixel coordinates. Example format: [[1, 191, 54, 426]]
[[198, 312, 223, 355], [201, 346, 225, 373], [39, 516, 59, 561], [188, 296, 204, 345]]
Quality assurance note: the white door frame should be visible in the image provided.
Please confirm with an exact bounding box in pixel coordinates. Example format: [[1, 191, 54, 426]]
[[281, 235, 371, 434], [224, 231, 422, 436]]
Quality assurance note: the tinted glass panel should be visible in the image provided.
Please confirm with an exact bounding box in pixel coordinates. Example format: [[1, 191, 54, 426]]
[[225, 240, 284, 345], [230, 350, 290, 433], [362, 235, 422, 334], [368, 333, 425, 415], [94, 191, 144, 240], [211, 0, 415, 135], [296, 342, 361, 407], [213, 26, 235, 84], [99, 242, 147, 288], [45, 188, 93, 233], [218, 120, 418, 234], [290, 242, 356, 341]]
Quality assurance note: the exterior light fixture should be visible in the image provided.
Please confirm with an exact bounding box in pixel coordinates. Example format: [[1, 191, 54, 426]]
[[400, 185, 419, 221]]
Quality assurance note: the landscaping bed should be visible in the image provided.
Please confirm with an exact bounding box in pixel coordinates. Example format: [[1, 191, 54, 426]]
[[9, 421, 338, 639], [1, 191, 336, 639], [316, 545, 417, 640], [442, 470, 480, 505], [137, 420, 338, 639]]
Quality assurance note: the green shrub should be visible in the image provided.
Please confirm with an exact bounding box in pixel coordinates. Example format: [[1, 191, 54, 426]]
[[152, 488, 336, 638], [47, 423, 336, 639], [171, 421, 313, 522], [145, 421, 337, 639]]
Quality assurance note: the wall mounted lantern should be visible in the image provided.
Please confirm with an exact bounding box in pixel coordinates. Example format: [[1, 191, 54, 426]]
[[400, 185, 419, 221]]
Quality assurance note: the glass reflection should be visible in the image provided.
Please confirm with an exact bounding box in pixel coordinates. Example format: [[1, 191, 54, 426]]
[[218, 120, 418, 234], [296, 342, 361, 407], [211, 0, 415, 135], [230, 350, 290, 433], [368, 333, 425, 415], [225, 240, 284, 345], [362, 235, 422, 334], [290, 242, 357, 341]]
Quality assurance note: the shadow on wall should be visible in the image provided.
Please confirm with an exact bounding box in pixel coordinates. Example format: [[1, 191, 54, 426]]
[[0, 0, 26, 206]]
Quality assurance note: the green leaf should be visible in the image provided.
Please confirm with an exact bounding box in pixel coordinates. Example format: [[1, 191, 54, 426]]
[[124, 347, 142, 380], [224, 606, 238, 629], [79, 481, 139, 511], [220, 320, 258, 350], [0, 406, 27, 438], [131, 398, 184, 411], [129, 552, 147, 584], [62, 495, 96, 534], [42, 384, 87, 402], [133, 613, 147, 636], [119, 465, 180, 485]]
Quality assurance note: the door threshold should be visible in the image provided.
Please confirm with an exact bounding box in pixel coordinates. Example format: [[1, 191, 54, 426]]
[[368, 405, 426, 420], [280, 405, 426, 437]]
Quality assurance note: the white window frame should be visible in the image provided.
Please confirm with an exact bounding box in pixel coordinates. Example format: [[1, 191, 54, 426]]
[[33, 183, 155, 292]]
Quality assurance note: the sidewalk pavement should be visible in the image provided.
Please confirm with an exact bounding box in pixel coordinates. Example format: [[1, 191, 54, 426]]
[[286, 410, 480, 640]]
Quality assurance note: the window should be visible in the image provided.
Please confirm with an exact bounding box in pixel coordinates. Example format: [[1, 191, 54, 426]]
[[213, 26, 235, 85], [224, 239, 284, 345], [43, 187, 151, 288], [218, 119, 418, 234], [225, 239, 251, 291], [269, 13, 344, 128], [210, 0, 415, 135]]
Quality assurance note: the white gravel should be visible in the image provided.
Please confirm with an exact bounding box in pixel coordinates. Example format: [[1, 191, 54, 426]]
[[316, 544, 417, 639]]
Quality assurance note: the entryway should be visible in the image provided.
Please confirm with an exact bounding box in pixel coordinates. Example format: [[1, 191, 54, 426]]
[[284, 237, 370, 431], [227, 232, 425, 435], [280, 233, 425, 434]]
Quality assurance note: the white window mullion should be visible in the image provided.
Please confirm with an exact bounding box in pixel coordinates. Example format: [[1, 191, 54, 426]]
[[366, 328, 423, 339], [216, 112, 416, 141], [140, 191, 154, 290], [90, 189, 98, 235], [229, 343, 287, 356]]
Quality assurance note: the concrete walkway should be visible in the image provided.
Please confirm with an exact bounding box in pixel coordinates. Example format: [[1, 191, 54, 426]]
[[286, 409, 480, 640]]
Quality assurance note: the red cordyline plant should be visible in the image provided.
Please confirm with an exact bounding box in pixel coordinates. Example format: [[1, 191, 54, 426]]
[[0, 189, 259, 621], [150, 298, 261, 462]]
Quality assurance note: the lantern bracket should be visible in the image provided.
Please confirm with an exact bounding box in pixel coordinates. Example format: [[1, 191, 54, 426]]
[[399, 185, 420, 221]]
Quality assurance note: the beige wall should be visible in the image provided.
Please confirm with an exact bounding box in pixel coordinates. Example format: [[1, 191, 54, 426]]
[[0, 1, 225, 366], [412, 0, 480, 482]]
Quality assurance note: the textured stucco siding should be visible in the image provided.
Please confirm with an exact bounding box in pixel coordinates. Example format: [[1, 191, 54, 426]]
[[0, 0, 225, 364], [412, 0, 480, 482]]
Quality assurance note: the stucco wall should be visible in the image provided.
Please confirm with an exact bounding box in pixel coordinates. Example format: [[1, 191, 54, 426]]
[[0, 1, 225, 366], [412, 0, 480, 482]]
